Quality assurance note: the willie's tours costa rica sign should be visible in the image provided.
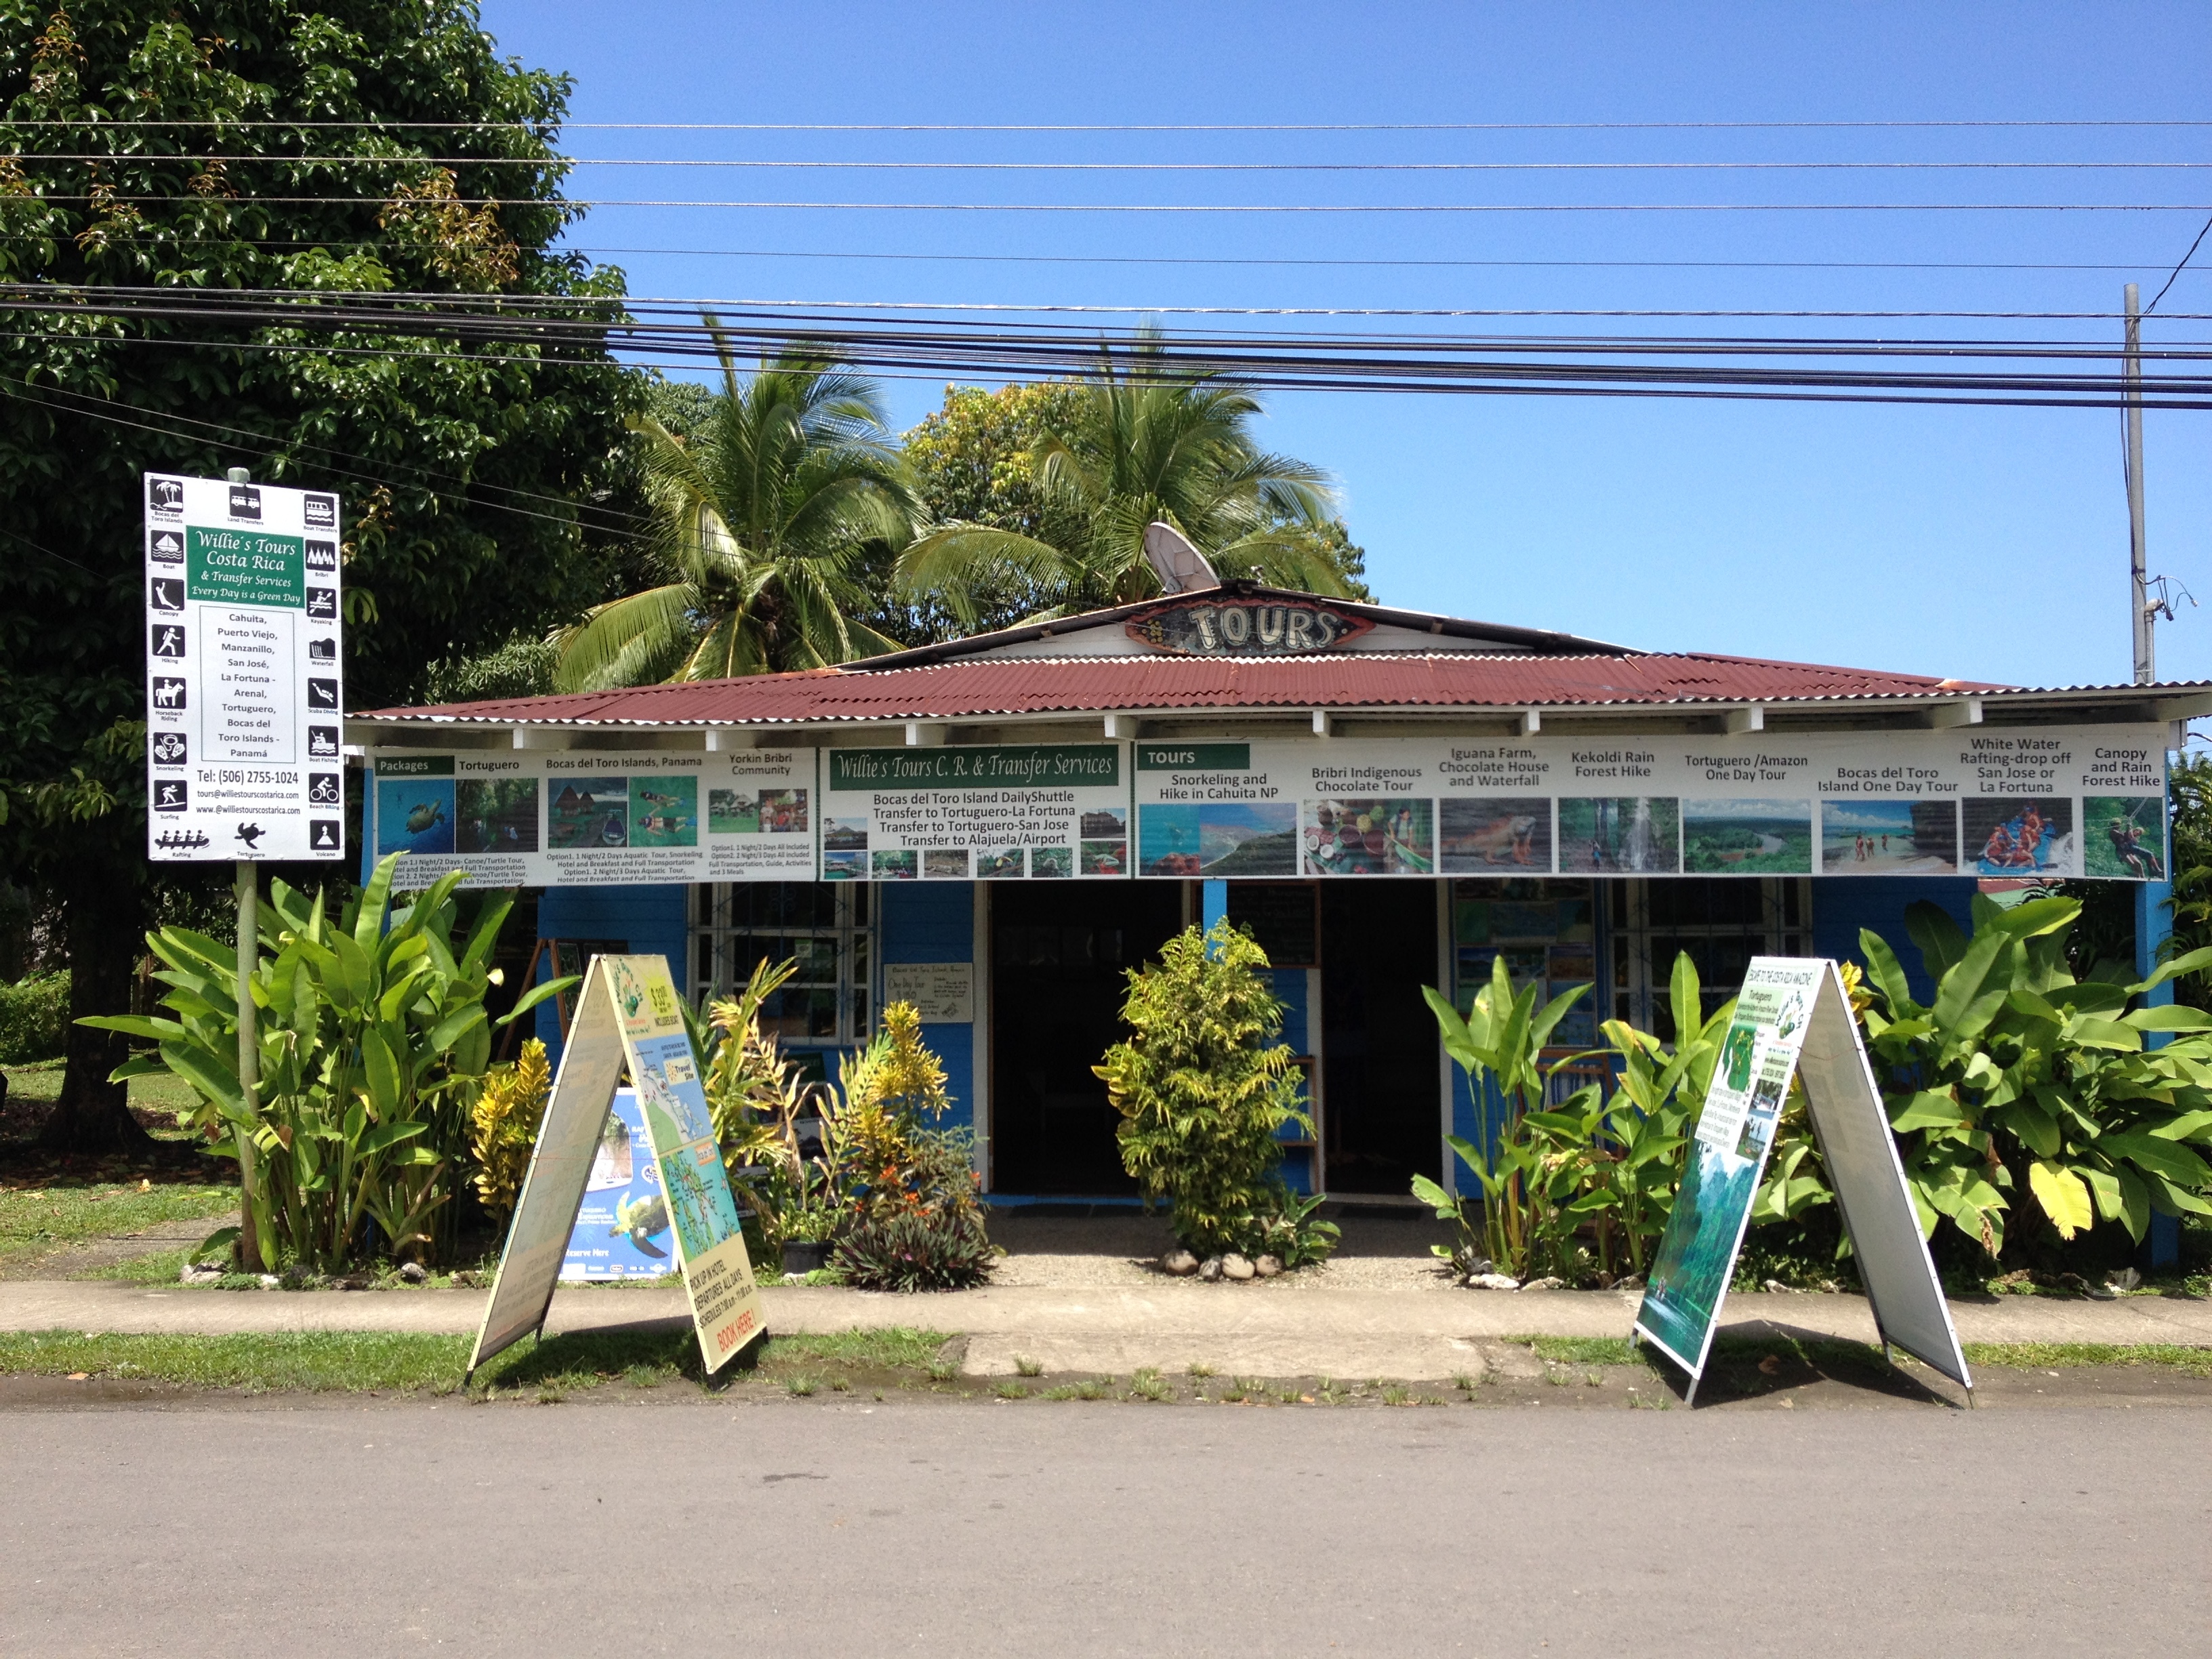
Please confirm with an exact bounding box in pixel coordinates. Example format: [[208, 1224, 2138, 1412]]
[[145, 472, 345, 864]]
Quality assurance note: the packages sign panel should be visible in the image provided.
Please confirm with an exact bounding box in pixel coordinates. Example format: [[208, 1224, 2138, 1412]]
[[823, 743, 1128, 880], [1130, 728, 2171, 880], [146, 473, 345, 863], [369, 748, 814, 888]]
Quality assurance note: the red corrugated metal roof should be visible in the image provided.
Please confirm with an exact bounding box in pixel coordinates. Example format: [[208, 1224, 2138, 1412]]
[[357, 651, 2015, 726]]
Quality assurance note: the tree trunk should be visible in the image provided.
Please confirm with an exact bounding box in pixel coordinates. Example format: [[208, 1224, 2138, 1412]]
[[37, 863, 155, 1157]]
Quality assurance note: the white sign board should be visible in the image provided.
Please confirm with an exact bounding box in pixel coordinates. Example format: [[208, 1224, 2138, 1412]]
[[145, 472, 344, 863], [369, 748, 813, 888], [822, 743, 1129, 880], [884, 962, 975, 1022]]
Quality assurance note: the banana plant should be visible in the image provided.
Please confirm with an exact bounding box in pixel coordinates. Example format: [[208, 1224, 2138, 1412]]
[[1416, 952, 1592, 1279], [1858, 893, 2212, 1257], [82, 853, 569, 1271]]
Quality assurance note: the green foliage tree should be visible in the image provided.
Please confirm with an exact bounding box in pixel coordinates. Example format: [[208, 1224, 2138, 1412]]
[[0, 2, 640, 1150], [1094, 920, 1311, 1256], [895, 337, 1359, 629], [549, 332, 918, 689]]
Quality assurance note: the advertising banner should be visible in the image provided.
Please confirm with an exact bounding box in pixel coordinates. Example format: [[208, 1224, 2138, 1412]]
[[146, 472, 345, 863], [560, 1089, 675, 1280], [1634, 958, 1970, 1401], [821, 743, 1128, 880], [469, 954, 765, 1378], [369, 747, 813, 889], [1129, 727, 2170, 880]]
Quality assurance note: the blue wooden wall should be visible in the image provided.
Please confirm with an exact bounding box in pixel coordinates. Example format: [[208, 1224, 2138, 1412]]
[[877, 881, 977, 1139], [534, 883, 689, 1067]]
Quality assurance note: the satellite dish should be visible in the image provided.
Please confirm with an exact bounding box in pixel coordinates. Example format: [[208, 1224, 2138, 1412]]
[[1143, 522, 1220, 596]]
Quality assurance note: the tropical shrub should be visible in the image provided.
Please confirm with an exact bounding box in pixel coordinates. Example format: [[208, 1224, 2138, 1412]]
[[1095, 920, 1312, 1258], [470, 1038, 552, 1229], [81, 855, 564, 1271], [0, 970, 70, 1063], [701, 957, 838, 1255], [1419, 951, 1725, 1284], [1858, 895, 2212, 1263], [821, 1001, 993, 1291]]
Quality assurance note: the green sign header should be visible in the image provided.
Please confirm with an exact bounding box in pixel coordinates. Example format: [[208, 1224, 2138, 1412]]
[[1136, 743, 1252, 772], [187, 527, 305, 608], [829, 744, 1120, 791], [375, 755, 455, 777]]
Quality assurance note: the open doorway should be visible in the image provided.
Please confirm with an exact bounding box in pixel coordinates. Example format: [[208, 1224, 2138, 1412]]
[[989, 880, 1185, 1194], [1319, 882, 1440, 1194]]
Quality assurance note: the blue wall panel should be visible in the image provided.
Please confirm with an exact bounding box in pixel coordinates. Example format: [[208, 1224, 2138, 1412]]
[[1810, 876, 1976, 1002], [878, 882, 977, 1136], [534, 883, 690, 1068]]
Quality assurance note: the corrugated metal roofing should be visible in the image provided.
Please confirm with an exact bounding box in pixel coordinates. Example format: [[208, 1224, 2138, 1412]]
[[357, 651, 2024, 727]]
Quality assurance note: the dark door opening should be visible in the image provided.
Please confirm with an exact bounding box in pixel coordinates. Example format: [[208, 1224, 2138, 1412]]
[[1320, 882, 1440, 1195], [989, 881, 1186, 1194]]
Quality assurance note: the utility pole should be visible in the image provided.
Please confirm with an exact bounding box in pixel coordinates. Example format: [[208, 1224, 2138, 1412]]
[[2124, 283, 2154, 684]]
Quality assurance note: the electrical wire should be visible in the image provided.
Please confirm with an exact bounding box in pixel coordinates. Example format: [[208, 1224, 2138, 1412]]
[[5, 118, 2211, 131], [24, 194, 2212, 212], [17, 153, 2212, 171]]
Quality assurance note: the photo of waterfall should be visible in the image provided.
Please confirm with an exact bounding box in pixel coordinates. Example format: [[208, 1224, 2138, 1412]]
[[1557, 796, 1682, 874]]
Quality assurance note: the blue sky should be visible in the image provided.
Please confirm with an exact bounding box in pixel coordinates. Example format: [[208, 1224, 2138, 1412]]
[[481, 1, 2212, 691]]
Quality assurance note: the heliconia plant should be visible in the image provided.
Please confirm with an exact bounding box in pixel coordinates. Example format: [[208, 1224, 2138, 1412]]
[[81, 853, 568, 1271]]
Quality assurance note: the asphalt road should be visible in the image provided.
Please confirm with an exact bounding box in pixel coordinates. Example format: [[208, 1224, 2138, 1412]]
[[6, 1394, 2209, 1658]]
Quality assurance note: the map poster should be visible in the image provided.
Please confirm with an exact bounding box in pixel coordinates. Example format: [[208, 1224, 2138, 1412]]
[[1635, 959, 1822, 1392], [468, 954, 764, 1380], [822, 743, 1128, 880], [368, 747, 812, 889], [604, 955, 765, 1372]]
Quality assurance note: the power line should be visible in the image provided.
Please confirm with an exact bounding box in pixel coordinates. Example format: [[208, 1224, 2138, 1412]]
[[18, 153, 2212, 171], [28, 194, 2212, 213], [2148, 214, 2212, 313], [5, 118, 2211, 131]]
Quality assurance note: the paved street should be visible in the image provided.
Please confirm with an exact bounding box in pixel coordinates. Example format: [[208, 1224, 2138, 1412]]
[[6, 1392, 2208, 1658]]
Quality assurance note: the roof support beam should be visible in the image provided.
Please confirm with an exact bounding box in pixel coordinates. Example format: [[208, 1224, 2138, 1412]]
[[1518, 708, 1542, 736], [1923, 697, 1984, 729], [905, 720, 947, 747], [1311, 709, 1334, 737], [1103, 713, 1141, 740], [511, 726, 570, 750], [1722, 705, 1765, 735], [703, 727, 754, 752]]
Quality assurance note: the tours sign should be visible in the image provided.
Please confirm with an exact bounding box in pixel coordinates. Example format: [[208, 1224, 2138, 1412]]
[[1634, 957, 1971, 1404], [145, 472, 344, 863], [470, 954, 764, 1378], [369, 722, 2172, 886]]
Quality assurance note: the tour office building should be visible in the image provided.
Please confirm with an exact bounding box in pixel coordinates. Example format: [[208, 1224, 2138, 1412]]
[[350, 580, 2208, 1218]]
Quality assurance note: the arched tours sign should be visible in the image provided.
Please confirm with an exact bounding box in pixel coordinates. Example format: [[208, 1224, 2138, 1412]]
[[468, 955, 764, 1380], [1635, 957, 1973, 1405]]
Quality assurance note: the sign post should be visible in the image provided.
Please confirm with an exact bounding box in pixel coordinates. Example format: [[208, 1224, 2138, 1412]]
[[468, 954, 765, 1381], [1634, 957, 1971, 1406], [146, 469, 344, 1268]]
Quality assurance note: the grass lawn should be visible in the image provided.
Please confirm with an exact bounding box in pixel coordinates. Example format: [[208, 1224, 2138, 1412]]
[[2, 1059, 201, 1122], [0, 1324, 953, 1397], [0, 1179, 237, 1272], [1511, 1331, 2212, 1380]]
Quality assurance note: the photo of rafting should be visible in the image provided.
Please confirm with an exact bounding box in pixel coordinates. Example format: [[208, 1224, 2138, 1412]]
[[1820, 799, 1960, 874], [2084, 795, 2168, 880], [1682, 798, 1812, 874], [1965, 796, 2075, 877], [1138, 802, 1298, 876], [1557, 796, 1681, 874], [1302, 798, 1435, 875], [1439, 797, 1552, 872]]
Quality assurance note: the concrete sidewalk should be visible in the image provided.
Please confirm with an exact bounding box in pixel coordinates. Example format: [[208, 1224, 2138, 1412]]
[[4, 1279, 2209, 1380]]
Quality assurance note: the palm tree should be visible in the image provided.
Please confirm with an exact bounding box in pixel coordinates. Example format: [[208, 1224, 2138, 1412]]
[[893, 333, 1349, 630], [550, 329, 920, 690]]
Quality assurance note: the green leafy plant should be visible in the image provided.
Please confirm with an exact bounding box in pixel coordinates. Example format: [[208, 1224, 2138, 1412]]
[[1095, 920, 1311, 1257], [1247, 1187, 1341, 1268], [1858, 895, 2212, 1260], [81, 855, 566, 1271], [0, 969, 69, 1064], [469, 1038, 552, 1230]]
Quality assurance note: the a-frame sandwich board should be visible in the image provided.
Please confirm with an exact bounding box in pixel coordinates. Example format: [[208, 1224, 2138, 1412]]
[[468, 954, 765, 1382], [1634, 957, 1971, 1406]]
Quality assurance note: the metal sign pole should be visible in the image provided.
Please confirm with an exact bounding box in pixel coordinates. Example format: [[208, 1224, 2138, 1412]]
[[234, 859, 263, 1272]]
